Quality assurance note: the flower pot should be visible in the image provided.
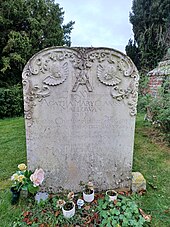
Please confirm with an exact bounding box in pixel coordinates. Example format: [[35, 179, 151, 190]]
[[62, 201, 75, 218], [83, 189, 94, 202], [106, 190, 117, 201], [10, 187, 21, 205], [20, 190, 28, 199]]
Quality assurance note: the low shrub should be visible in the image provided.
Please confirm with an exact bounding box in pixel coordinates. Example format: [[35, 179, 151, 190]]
[[0, 84, 23, 118], [137, 94, 151, 113], [143, 79, 170, 144]]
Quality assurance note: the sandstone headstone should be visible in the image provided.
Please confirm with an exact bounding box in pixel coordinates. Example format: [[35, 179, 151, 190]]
[[22, 47, 139, 192]]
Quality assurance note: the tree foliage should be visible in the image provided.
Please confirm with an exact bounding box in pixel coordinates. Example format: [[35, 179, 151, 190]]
[[126, 0, 170, 71], [0, 0, 74, 87], [125, 39, 140, 70]]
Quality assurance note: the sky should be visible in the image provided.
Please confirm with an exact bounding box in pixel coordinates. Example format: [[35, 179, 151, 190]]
[[56, 0, 134, 53]]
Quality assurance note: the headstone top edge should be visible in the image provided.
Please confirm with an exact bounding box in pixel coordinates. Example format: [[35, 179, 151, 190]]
[[22, 46, 138, 74]]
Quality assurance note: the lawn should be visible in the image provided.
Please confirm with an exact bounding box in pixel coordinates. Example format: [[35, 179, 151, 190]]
[[0, 114, 169, 226]]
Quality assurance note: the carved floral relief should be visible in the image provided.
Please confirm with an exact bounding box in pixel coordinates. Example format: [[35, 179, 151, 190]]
[[22, 47, 139, 125]]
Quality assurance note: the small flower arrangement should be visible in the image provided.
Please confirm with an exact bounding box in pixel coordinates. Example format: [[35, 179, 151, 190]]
[[11, 163, 45, 194], [57, 191, 75, 210], [80, 181, 94, 202], [57, 191, 75, 218], [80, 181, 94, 194]]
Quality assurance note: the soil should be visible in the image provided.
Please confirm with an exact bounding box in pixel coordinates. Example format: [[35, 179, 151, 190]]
[[84, 189, 94, 195], [107, 190, 117, 196], [63, 201, 74, 211]]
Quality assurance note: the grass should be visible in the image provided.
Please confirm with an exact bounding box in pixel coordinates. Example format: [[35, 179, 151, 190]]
[[133, 114, 170, 226], [0, 117, 26, 189], [0, 114, 170, 226]]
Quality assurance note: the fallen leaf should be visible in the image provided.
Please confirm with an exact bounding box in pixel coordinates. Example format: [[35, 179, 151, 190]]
[[164, 209, 170, 213], [34, 217, 38, 223], [84, 216, 92, 224], [88, 224, 94, 227], [125, 191, 131, 196], [23, 211, 30, 217], [113, 200, 118, 205], [23, 217, 29, 223], [84, 205, 91, 211], [118, 191, 125, 195], [55, 210, 60, 217], [91, 212, 100, 223], [138, 189, 146, 195], [93, 199, 98, 204], [49, 193, 55, 199], [23, 217, 33, 225], [95, 193, 104, 200], [39, 224, 45, 227], [139, 208, 152, 221]]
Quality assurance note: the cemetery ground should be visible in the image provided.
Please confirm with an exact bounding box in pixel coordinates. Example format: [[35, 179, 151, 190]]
[[0, 114, 170, 226]]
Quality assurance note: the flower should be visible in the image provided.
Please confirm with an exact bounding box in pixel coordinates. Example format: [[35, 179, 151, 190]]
[[57, 199, 66, 208], [18, 163, 27, 171], [87, 182, 94, 190], [30, 168, 44, 187], [57, 191, 75, 210], [67, 191, 74, 200], [11, 173, 19, 181], [18, 175, 25, 182], [11, 164, 45, 194]]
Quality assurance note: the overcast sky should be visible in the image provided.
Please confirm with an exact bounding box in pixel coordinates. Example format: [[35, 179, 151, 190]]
[[56, 0, 134, 53]]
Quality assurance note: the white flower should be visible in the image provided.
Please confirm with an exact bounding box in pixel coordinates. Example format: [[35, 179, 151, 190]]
[[30, 168, 44, 187], [56, 199, 66, 208], [87, 181, 94, 190], [67, 191, 74, 200], [11, 173, 19, 181]]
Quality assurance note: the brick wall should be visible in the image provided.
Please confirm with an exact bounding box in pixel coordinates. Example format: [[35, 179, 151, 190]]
[[148, 75, 164, 97]]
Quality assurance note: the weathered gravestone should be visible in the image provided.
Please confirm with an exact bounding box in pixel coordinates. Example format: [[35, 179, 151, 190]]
[[22, 47, 139, 192]]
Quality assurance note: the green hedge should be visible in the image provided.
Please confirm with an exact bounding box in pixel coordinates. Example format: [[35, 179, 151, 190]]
[[0, 85, 24, 118], [137, 94, 151, 113]]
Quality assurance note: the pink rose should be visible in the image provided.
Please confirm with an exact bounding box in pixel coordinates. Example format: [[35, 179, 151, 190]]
[[30, 168, 44, 187]]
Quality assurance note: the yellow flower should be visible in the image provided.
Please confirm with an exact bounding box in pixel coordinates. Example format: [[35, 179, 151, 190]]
[[18, 175, 25, 182], [18, 163, 27, 171], [11, 173, 19, 181]]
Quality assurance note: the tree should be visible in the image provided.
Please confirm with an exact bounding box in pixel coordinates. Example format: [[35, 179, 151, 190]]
[[0, 0, 74, 87], [126, 0, 170, 71], [125, 39, 140, 70]]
